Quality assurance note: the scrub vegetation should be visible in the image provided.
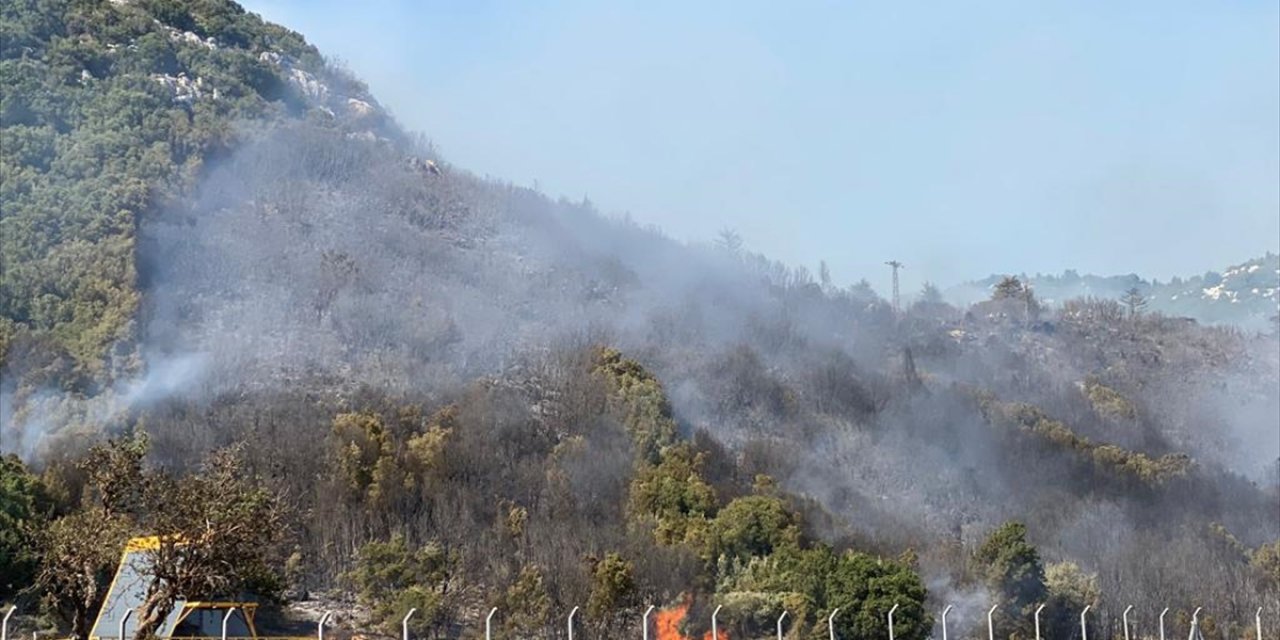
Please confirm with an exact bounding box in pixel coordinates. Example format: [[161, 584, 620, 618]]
[[1, 1, 1277, 638]]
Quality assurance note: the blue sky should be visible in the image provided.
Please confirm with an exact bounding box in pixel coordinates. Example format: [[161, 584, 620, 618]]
[[247, 0, 1279, 292]]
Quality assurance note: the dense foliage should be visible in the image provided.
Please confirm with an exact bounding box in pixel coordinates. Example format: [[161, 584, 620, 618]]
[[0, 0, 326, 386], [0, 454, 50, 599]]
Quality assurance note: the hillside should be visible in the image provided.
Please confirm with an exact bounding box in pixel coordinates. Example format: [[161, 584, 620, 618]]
[[0, 0, 393, 389], [1, 2, 1278, 640], [950, 253, 1280, 331]]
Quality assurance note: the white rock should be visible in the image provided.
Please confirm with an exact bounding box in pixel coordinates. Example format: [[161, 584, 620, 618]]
[[347, 98, 377, 118]]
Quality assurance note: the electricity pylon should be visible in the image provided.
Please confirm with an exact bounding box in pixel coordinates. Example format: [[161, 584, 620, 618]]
[[885, 260, 904, 313]]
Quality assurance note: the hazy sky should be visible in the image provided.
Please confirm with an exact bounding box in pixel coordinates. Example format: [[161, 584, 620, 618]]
[[247, 0, 1279, 292]]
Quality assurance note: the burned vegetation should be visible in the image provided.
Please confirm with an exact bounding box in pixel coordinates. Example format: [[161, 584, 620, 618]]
[[1, 1, 1277, 639]]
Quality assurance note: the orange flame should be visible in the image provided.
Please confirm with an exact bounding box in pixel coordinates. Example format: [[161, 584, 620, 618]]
[[655, 597, 729, 640]]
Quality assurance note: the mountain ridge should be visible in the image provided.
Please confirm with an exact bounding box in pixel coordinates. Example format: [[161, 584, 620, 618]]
[[948, 252, 1279, 330], [1, 2, 1277, 638]]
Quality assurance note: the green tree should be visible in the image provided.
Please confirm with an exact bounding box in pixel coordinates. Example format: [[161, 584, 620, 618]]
[[991, 276, 1040, 319], [975, 522, 1046, 637], [498, 564, 552, 635], [816, 549, 930, 640], [0, 0, 322, 387], [0, 454, 50, 599], [628, 443, 718, 545], [709, 494, 800, 562], [1251, 540, 1280, 591], [586, 552, 636, 629], [346, 535, 453, 637], [992, 276, 1028, 301], [714, 545, 931, 640], [593, 347, 679, 462], [331, 411, 387, 497]]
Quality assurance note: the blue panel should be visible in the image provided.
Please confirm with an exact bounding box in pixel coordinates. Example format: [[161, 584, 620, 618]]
[[90, 550, 155, 640]]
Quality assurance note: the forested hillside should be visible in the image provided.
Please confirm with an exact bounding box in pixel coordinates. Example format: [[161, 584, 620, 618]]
[[951, 253, 1280, 331], [1, 1, 1277, 639]]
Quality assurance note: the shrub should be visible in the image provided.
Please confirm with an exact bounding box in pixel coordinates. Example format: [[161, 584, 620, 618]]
[[345, 535, 453, 636]]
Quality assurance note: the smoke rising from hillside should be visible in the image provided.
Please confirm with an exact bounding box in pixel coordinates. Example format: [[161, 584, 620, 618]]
[[1, 352, 207, 460], [132, 124, 862, 399], [3, 3, 1278, 636], [3, 96, 1276, 632], [248, 0, 1280, 293]]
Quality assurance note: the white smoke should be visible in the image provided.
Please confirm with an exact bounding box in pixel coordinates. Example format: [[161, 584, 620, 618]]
[[1, 352, 208, 460], [926, 574, 994, 640]]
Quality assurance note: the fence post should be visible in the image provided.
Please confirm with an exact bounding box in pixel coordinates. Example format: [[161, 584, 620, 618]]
[[119, 608, 133, 640], [401, 608, 417, 640], [3, 605, 15, 640], [221, 607, 238, 640], [317, 611, 334, 640]]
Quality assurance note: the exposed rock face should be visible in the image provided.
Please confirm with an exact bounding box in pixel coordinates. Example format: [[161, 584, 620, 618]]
[[346, 98, 375, 116], [408, 157, 442, 177], [259, 51, 330, 102], [151, 73, 217, 103], [258, 51, 386, 133], [163, 25, 218, 50]]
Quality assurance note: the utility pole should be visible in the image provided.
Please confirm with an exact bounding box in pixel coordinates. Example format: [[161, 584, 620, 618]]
[[885, 261, 904, 313]]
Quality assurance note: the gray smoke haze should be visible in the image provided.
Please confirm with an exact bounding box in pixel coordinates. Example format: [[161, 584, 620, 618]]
[[2, 352, 207, 459], [924, 575, 993, 640], [132, 124, 836, 397], [6, 115, 1275, 526], [2, 116, 846, 457], [246, 0, 1280, 295], [2, 70, 1276, 629]]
